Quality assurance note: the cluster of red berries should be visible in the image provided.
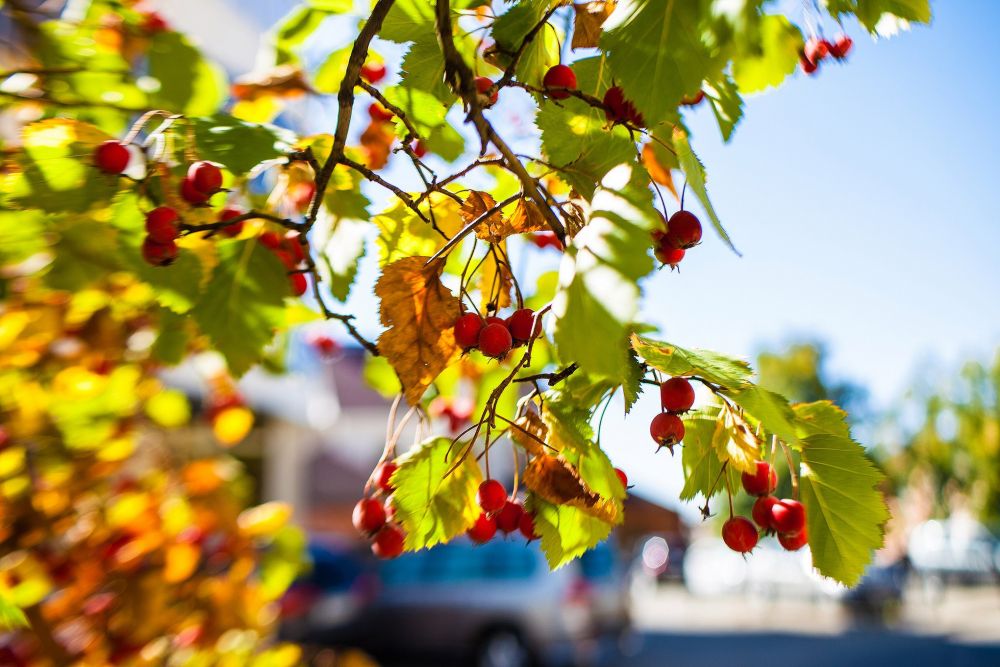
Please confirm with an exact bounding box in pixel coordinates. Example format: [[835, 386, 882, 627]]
[[800, 34, 853, 75], [721, 461, 808, 554], [603, 86, 644, 126], [468, 480, 538, 544], [259, 228, 310, 296], [650, 377, 695, 451], [651, 210, 703, 269], [453, 308, 542, 359], [353, 461, 406, 559]]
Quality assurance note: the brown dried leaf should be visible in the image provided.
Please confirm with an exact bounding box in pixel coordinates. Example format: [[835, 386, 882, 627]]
[[506, 199, 550, 236], [376, 257, 461, 405], [462, 191, 505, 243], [523, 455, 620, 523], [478, 241, 513, 312], [231, 64, 313, 101], [510, 411, 549, 457], [572, 1, 617, 50], [641, 142, 679, 201], [360, 120, 395, 170]]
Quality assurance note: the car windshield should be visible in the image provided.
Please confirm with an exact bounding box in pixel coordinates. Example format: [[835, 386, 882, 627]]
[[380, 540, 541, 585]]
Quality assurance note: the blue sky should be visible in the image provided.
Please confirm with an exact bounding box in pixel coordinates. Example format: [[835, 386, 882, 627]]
[[273, 2, 999, 512]]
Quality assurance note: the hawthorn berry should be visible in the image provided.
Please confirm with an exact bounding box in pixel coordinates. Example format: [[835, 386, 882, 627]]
[[655, 244, 685, 268], [477, 479, 507, 514], [312, 334, 339, 357], [361, 62, 387, 84], [800, 55, 819, 76], [518, 512, 538, 541], [478, 322, 512, 358], [289, 272, 308, 296], [681, 90, 706, 106], [666, 210, 702, 249], [475, 76, 499, 106], [830, 34, 853, 60], [741, 461, 778, 497], [660, 377, 695, 413], [372, 524, 405, 559], [412, 140, 428, 158], [496, 500, 524, 534], [218, 207, 245, 237], [374, 461, 398, 494], [485, 315, 506, 327], [454, 313, 484, 349], [603, 86, 644, 126], [614, 468, 628, 489], [141, 237, 178, 267], [258, 231, 283, 250], [804, 37, 831, 66], [650, 412, 684, 448], [752, 495, 779, 530], [529, 231, 562, 250], [94, 140, 130, 174], [468, 513, 497, 543], [542, 64, 577, 100], [180, 178, 210, 205], [778, 528, 808, 552], [144, 207, 179, 245], [722, 516, 759, 554], [369, 103, 394, 123], [352, 498, 386, 535], [770, 498, 806, 534], [187, 161, 223, 195], [507, 308, 540, 343]]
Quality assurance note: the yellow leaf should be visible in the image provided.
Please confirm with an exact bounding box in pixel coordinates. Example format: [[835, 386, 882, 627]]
[[712, 405, 759, 474], [376, 257, 461, 405], [478, 241, 513, 312], [238, 501, 292, 538], [468, 193, 549, 244], [510, 411, 548, 457], [641, 142, 679, 201], [231, 64, 313, 101], [572, 1, 617, 50], [212, 406, 254, 446], [164, 543, 200, 583], [146, 390, 191, 428]]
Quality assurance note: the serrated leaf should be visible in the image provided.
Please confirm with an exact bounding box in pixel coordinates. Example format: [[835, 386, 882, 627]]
[[491, 0, 560, 87], [392, 437, 483, 550], [384, 86, 464, 161], [523, 454, 618, 523], [704, 73, 744, 143], [679, 408, 739, 501], [732, 15, 803, 94], [673, 128, 738, 254], [376, 256, 461, 405], [572, 1, 617, 50], [526, 493, 613, 569], [793, 401, 850, 438], [621, 350, 643, 414], [147, 31, 227, 115], [511, 410, 548, 456], [799, 434, 889, 586], [191, 114, 294, 176], [712, 403, 760, 474], [722, 384, 801, 449], [190, 240, 289, 376], [631, 334, 753, 389], [374, 193, 461, 265]]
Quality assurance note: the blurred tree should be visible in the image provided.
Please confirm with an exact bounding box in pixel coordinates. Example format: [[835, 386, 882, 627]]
[[756, 340, 868, 422]]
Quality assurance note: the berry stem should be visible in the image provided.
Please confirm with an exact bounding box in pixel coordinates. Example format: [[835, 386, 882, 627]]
[[724, 466, 735, 518], [780, 439, 799, 500]]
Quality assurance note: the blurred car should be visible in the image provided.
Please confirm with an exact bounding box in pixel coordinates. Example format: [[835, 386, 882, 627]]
[[283, 537, 629, 667], [842, 558, 910, 621], [908, 518, 997, 584]]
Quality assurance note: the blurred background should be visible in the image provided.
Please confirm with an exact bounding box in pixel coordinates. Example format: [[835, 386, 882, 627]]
[[5, 0, 997, 665]]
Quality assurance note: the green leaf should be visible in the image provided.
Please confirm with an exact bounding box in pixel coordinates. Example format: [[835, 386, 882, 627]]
[[526, 493, 614, 569], [601, 0, 718, 127], [621, 350, 644, 414], [722, 385, 801, 449], [552, 165, 658, 386], [0, 591, 27, 631], [0, 210, 46, 266], [44, 218, 122, 291], [190, 240, 290, 376], [391, 437, 483, 551], [384, 86, 464, 161], [631, 334, 753, 389], [147, 32, 227, 116], [363, 354, 403, 397], [799, 434, 889, 586], [307, 0, 353, 10], [491, 0, 558, 87], [397, 35, 453, 104], [823, 0, 931, 33], [679, 408, 738, 501], [313, 46, 353, 94], [703, 73, 744, 143], [732, 15, 803, 94], [191, 114, 294, 176], [793, 401, 851, 438], [673, 129, 738, 254], [314, 210, 367, 301]]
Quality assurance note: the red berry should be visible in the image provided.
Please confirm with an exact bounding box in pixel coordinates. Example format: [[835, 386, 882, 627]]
[[770, 498, 806, 534], [650, 412, 684, 448], [361, 62, 387, 84], [475, 76, 498, 106], [655, 244, 685, 268], [506, 308, 540, 343], [352, 498, 386, 535], [800, 55, 819, 75], [495, 500, 524, 534], [804, 37, 830, 65], [778, 528, 808, 551], [603, 86, 644, 126], [141, 237, 178, 267], [477, 479, 507, 514], [374, 461, 398, 494], [144, 206, 179, 244], [666, 210, 702, 249], [542, 64, 577, 100], [258, 231, 283, 250], [289, 272, 308, 296], [369, 103, 394, 123], [141, 11, 169, 34], [372, 524, 405, 559], [384, 495, 398, 523], [312, 334, 339, 357], [180, 178, 210, 205], [187, 161, 223, 195], [722, 516, 759, 554], [454, 313, 484, 349], [518, 512, 538, 541], [681, 90, 705, 106], [478, 322, 512, 358], [830, 34, 853, 60], [468, 513, 497, 544], [485, 315, 506, 327], [741, 461, 778, 497], [752, 495, 779, 530], [529, 231, 563, 250], [614, 468, 628, 489], [218, 207, 245, 237], [94, 140, 130, 174], [412, 140, 428, 158], [660, 377, 695, 413], [285, 230, 307, 266]]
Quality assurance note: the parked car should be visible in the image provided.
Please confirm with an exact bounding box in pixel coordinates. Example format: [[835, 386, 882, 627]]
[[283, 537, 630, 667], [842, 558, 910, 622]]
